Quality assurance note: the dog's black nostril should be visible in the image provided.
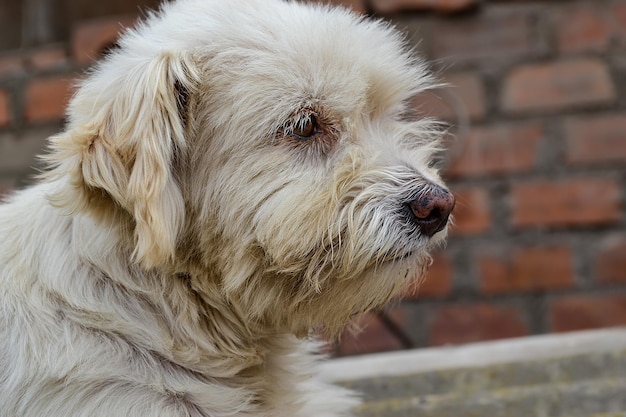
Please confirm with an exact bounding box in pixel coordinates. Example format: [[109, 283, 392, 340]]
[[408, 186, 455, 238]]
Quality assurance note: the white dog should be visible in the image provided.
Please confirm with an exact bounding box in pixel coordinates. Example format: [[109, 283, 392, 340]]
[[0, 0, 454, 416]]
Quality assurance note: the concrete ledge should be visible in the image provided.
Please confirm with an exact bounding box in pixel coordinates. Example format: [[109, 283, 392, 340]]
[[322, 327, 626, 382]]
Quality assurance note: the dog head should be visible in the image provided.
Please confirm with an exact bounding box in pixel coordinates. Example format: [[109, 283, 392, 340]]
[[46, 0, 454, 335]]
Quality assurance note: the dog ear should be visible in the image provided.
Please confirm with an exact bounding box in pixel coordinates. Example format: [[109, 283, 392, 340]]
[[46, 52, 199, 268]]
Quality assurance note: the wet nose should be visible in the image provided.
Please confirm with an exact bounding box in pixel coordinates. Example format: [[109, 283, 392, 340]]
[[408, 185, 455, 238]]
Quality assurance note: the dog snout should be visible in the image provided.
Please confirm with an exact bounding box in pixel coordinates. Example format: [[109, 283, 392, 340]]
[[408, 185, 455, 237]]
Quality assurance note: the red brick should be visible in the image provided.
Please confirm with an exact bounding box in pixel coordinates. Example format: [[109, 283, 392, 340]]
[[26, 46, 68, 70], [0, 188, 12, 200], [511, 178, 622, 228], [479, 246, 574, 295], [556, 7, 610, 53], [371, 0, 477, 14], [502, 59, 615, 115], [338, 309, 407, 355], [595, 236, 626, 284], [0, 54, 24, 77], [414, 72, 486, 122], [72, 16, 137, 65], [0, 178, 16, 200], [551, 295, 626, 332], [403, 252, 453, 299], [450, 188, 491, 235], [24, 77, 76, 123], [612, 3, 626, 47], [432, 13, 533, 63], [565, 114, 626, 166], [0, 90, 10, 127], [429, 303, 528, 346], [447, 123, 543, 177], [318, 0, 366, 12]]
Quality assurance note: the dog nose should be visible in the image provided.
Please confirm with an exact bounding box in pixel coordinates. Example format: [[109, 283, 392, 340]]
[[408, 185, 455, 237]]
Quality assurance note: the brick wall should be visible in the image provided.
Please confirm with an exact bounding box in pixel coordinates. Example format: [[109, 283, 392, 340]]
[[0, 0, 625, 356]]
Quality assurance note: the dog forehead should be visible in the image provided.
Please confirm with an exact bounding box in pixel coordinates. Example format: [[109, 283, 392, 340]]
[[145, 0, 421, 112]]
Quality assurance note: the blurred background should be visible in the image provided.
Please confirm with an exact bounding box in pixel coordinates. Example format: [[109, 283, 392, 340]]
[[0, 0, 625, 356]]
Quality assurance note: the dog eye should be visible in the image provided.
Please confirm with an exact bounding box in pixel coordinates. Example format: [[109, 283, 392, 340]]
[[292, 115, 317, 139]]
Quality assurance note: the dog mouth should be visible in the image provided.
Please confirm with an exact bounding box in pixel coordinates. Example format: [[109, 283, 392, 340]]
[[394, 251, 414, 262], [378, 249, 416, 265]]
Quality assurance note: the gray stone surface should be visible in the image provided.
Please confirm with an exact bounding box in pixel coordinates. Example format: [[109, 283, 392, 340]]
[[325, 328, 626, 417]]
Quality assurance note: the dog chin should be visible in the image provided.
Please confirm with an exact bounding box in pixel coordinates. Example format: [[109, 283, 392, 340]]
[[380, 233, 446, 285]]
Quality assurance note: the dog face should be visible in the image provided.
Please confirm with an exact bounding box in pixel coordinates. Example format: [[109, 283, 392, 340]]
[[46, 0, 453, 335]]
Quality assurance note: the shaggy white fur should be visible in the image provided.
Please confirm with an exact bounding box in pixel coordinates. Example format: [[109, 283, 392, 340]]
[[0, 0, 452, 416]]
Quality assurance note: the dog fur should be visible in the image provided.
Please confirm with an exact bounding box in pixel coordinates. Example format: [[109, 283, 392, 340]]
[[0, 0, 451, 416]]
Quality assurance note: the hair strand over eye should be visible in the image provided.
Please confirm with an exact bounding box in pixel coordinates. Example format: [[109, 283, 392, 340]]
[[293, 114, 317, 138]]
